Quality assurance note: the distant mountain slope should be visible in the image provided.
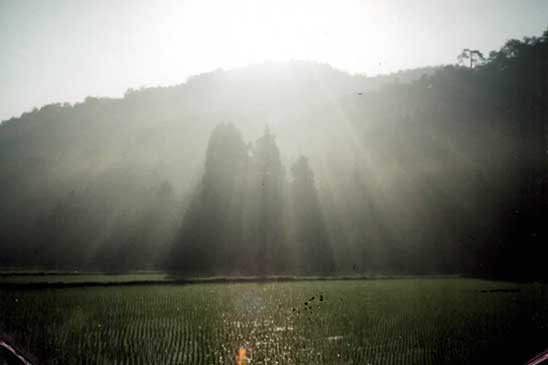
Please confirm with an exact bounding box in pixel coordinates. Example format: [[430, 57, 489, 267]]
[[0, 62, 435, 236], [0, 30, 546, 281], [0, 62, 437, 271]]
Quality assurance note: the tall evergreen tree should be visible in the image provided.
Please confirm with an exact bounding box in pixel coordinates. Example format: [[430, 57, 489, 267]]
[[290, 156, 334, 273], [245, 126, 288, 274], [170, 123, 248, 274]]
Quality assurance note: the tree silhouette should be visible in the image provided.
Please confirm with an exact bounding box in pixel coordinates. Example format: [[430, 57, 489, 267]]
[[244, 126, 288, 275], [457, 48, 485, 68], [290, 156, 334, 274], [170, 123, 248, 274], [1, 28, 548, 279]]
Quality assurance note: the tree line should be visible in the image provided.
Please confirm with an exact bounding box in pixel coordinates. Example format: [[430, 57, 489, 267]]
[[0, 28, 546, 279], [169, 124, 334, 275]]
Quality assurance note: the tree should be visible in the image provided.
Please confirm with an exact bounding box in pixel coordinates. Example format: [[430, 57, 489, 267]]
[[170, 123, 248, 274], [290, 156, 334, 273], [457, 48, 485, 68], [244, 126, 288, 274]]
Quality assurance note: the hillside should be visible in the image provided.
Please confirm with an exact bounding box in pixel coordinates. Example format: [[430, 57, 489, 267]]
[[0, 29, 547, 279]]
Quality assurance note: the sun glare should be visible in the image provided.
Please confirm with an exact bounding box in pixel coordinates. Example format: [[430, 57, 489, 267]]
[[144, 0, 394, 83]]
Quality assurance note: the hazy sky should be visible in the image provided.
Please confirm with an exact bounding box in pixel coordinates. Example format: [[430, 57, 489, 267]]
[[1, 0, 547, 122]]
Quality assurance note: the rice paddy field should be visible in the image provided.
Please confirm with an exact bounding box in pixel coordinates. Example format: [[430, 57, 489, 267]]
[[1, 277, 548, 364]]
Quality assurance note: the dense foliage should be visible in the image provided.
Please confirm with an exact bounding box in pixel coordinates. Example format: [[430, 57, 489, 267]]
[[0, 29, 546, 278]]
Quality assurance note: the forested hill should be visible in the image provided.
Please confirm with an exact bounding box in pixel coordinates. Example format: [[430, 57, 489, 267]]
[[0, 62, 436, 272], [1, 29, 547, 279]]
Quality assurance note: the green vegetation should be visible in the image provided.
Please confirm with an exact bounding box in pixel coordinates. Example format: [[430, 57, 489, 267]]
[[1, 278, 547, 364], [2, 29, 548, 279]]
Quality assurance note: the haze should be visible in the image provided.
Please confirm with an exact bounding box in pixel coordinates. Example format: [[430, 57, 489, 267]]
[[2, 2, 548, 363], [1, 0, 548, 122]]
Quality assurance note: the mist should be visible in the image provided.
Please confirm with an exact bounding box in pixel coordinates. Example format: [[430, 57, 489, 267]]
[[1, 24, 547, 280]]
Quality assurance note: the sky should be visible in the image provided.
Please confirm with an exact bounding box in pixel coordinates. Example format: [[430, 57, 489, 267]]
[[1, 0, 547, 122]]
